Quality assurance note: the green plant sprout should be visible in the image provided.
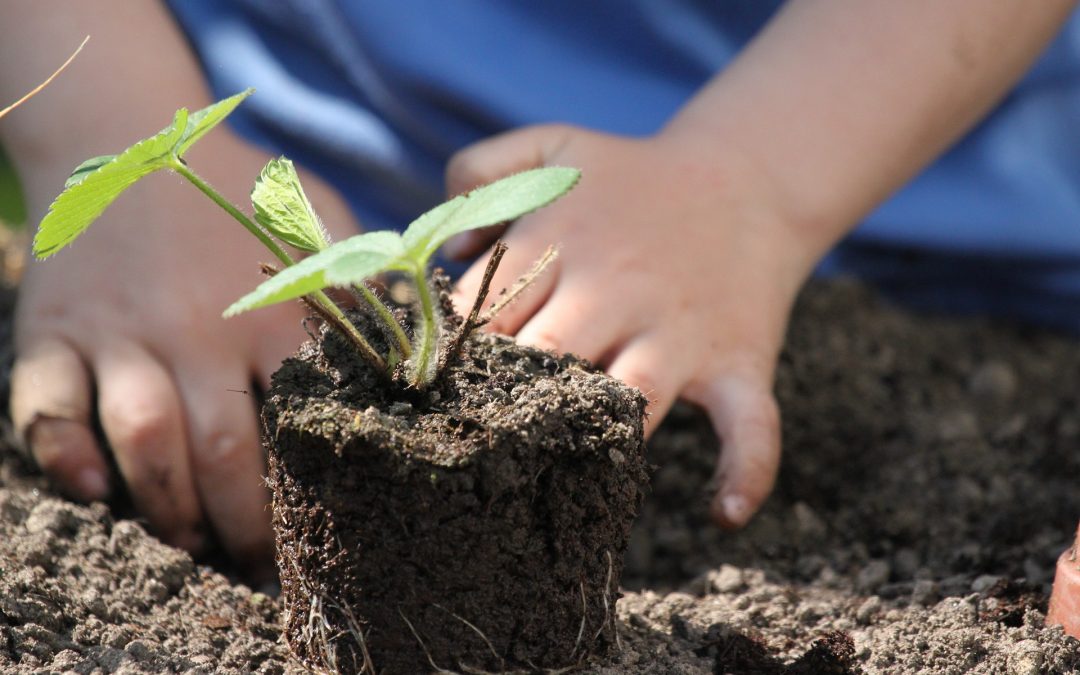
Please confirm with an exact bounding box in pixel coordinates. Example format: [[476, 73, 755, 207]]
[[33, 90, 579, 387]]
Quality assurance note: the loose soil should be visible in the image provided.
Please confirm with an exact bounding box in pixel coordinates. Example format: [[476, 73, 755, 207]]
[[266, 326, 649, 673], [1, 273, 1079, 673]]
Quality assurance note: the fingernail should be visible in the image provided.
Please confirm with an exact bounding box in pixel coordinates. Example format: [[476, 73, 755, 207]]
[[723, 494, 749, 527], [76, 468, 109, 501]]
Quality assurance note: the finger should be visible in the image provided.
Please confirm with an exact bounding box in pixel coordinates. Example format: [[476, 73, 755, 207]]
[[516, 283, 622, 363], [445, 124, 574, 196], [606, 335, 685, 440], [95, 345, 205, 552], [175, 364, 274, 578], [10, 339, 110, 502], [442, 224, 508, 261], [453, 237, 559, 335], [684, 373, 781, 530]]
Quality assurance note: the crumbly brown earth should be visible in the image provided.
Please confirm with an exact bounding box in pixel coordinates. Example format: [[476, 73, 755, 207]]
[[0, 275, 1078, 673], [265, 328, 650, 673]]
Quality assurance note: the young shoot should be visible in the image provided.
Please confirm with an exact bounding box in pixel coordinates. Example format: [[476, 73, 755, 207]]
[[33, 90, 580, 388]]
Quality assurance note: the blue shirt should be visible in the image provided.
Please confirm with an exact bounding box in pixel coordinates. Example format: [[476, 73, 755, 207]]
[[166, 0, 1080, 331]]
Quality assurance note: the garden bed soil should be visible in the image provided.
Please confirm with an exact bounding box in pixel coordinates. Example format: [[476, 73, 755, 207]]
[[0, 271, 1079, 673]]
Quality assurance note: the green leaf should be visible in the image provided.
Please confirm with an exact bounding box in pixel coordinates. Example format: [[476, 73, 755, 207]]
[[0, 141, 27, 228], [33, 108, 188, 259], [176, 89, 253, 157], [224, 230, 408, 316], [251, 157, 329, 253], [402, 166, 580, 265], [65, 155, 117, 188]]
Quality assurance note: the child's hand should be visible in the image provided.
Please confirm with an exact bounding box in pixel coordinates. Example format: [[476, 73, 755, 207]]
[[447, 125, 817, 527], [9, 134, 361, 578], [444, 0, 1076, 527]]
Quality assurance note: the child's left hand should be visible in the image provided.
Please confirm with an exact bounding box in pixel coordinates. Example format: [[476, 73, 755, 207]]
[[446, 124, 814, 528]]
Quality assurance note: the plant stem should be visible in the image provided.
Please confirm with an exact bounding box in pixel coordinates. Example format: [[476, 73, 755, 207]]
[[172, 160, 294, 267], [354, 283, 412, 359], [173, 160, 386, 370], [410, 265, 439, 387]]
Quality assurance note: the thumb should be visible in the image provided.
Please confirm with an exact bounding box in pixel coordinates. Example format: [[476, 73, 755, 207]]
[[442, 125, 575, 259], [684, 372, 782, 529]]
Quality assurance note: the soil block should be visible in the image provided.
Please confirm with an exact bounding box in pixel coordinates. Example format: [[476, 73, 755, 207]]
[[263, 327, 650, 674]]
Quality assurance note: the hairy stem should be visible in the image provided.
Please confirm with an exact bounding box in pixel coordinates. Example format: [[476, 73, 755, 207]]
[[410, 265, 439, 387], [354, 283, 412, 360], [175, 162, 385, 369]]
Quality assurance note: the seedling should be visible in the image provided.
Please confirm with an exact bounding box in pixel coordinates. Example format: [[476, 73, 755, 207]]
[[33, 90, 579, 387]]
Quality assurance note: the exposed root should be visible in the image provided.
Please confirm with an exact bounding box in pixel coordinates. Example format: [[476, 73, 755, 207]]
[[568, 580, 589, 662], [434, 602, 505, 670], [398, 608, 457, 674], [327, 598, 375, 674], [593, 551, 618, 649], [284, 547, 375, 673]]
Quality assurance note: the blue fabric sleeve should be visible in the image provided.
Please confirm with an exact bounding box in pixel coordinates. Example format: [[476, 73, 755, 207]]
[[164, 0, 1080, 332]]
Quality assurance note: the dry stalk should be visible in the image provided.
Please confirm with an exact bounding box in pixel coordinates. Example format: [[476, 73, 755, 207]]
[[0, 36, 88, 120], [479, 245, 558, 325], [441, 241, 508, 371]]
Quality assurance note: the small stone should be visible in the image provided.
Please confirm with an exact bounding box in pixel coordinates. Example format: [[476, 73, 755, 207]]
[[969, 360, 1018, 404], [792, 501, 827, 538], [23, 501, 80, 535], [856, 596, 882, 625], [911, 579, 939, 606], [938, 410, 980, 442], [710, 565, 744, 594], [124, 638, 157, 660], [101, 625, 131, 649], [972, 574, 1004, 594], [608, 448, 625, 465], [144, 579, 169, 603], [856, 559, 892, 592], [1007, 639, 1043, 675]]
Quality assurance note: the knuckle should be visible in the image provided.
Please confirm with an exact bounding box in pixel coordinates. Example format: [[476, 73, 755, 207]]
[[192, 428, 250, 472], [27, 421, 83, 473], [102, 401, 175, 451]]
